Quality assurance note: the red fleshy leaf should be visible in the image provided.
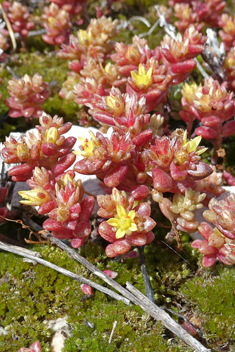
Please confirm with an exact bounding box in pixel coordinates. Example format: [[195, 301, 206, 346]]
[[222, 120, 235, 137], [104, 164, 129, 188], [130, 185, 149, 200], [195, 126, 218, 139], [152, 168, 173, 192], [81, 284, 93, 295], [98, 221, 117, 243], [8, 163, 35, 177], [52, 153, 76, 176], [38, 201, 56, 215], [74, 220, 91, 238], [41, 142, 58, 156], [71, 237, 84, 248], [79, 196, 95, 222], [202, 255, 216, 267], [103, 270, 118, 279], [105, 239, 132, 257]]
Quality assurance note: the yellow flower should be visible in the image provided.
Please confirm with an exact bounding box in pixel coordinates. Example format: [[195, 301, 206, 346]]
[[106, 90, 125, 117], [48, 16, 57, 28], [126, 45, 141, 64], [183, 131, 207, 155], [131, 64, 153, 90], [73, 131, 97, 158], [224, 20, 235, 35], [181, 82, 198, 104], [45, 127, 59, 144], [107, 204, 137, 239], [16, 144, 30, 160], [53, 205, 70, 222], [79, 29, 93, 46], [19, 188, 51, 206], [58, 173, 81, 188]]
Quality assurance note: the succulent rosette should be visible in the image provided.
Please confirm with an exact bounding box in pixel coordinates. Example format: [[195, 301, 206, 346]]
[[192, 222, 235, 267], [4, 74, 49, 119], [4, 1, 34, 38], [42, 3, 72, 45], [57, 16, 118, 73], [147, 130, 212, 194], [159, 26, 207, 84], [17, 340, 42, 352], [2, 113, 76, 182], [97, 187, 156, 257], [19, 170, 95, 248]]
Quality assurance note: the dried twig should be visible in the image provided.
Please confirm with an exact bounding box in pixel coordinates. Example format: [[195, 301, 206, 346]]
[[25, 218, 211, 352], [108, 321, 117, 344], [0, 241, 130, 305], [0, 4, 16, 51], [126, 282, 211, 352]]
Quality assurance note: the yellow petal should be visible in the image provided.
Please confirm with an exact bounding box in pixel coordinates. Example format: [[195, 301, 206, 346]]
[[131, 71, 138, 81], [183, 130, 187, 145], [107, 218, 119, 227], [147, 67, 153, 80], [197, 147, 207, 155], [116, 204, 127, 218], [116, 228, 126, 239], [129, 223, 137, 232], [139, 64, 145, 75], [128, 210, 136, 220]]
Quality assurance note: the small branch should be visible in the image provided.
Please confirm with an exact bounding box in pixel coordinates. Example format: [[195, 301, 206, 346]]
[[0, 4, 17, 51], [127, 16, 151, 28], [108, 321, 117, 344], [196, 59, 209, 80], [27, 28, 46, 37], [139, 19, 160, 38], [126, 282, 211, 352], [6, 66, 20, 79], [0, 241, 42, 257], [0, 241, 130, 305]]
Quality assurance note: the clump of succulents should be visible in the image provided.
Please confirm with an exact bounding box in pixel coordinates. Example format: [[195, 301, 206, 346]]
[[1, 3, 235, 269]]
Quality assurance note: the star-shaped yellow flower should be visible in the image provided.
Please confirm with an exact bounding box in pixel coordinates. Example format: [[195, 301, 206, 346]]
[[79, 29, 93, 46], [131, 64, 153, 90], [19, 188, 51, 206], [107, 204, 137, 239], [183, 130, 207, 155], [73, 131, 97, 158]]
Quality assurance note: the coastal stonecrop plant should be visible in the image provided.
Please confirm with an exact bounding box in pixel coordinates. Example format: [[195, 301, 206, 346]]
[[2, 1, 34, 40], [2, 113, 76, 181], [50, 0, 87, 17], [17, 340, 41, 352], [4, 74, 50, 120], [42, 3, 72, 45], [180, 77, 235, 162], [2, 9, 235, 269], [192, 193, 235, 266]]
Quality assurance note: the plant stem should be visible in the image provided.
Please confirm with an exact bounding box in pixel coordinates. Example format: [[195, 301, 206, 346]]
[[138, 246, 155, 303]]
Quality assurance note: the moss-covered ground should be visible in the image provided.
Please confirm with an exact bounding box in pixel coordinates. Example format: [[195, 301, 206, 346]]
[[0, 233, 235, 351], [1, 0, 235, 351]]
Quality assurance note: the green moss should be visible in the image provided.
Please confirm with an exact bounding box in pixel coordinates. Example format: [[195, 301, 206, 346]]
[[0, 241, 197, 352], [180, 265, 235, 349]]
